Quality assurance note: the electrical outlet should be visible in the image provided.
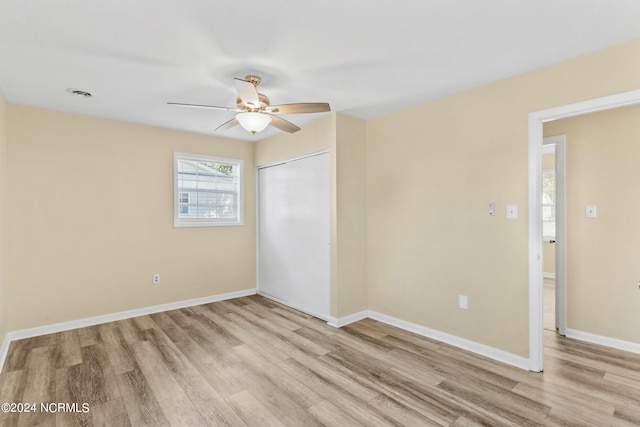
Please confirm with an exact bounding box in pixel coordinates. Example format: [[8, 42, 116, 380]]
[[459, 295, 468, 310], [152, 274, 160, 285]]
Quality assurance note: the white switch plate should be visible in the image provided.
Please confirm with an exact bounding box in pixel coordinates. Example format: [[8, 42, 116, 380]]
[[586, 205, 597, 218], [459, 295, 468, 310], [488, 202, 495, 216], [506, 204, 518, 219]]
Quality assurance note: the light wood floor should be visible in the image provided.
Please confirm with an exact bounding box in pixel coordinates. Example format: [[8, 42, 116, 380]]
[[1, 295, 640, 426]]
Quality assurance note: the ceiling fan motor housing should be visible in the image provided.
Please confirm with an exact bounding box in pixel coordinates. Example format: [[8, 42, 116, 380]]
[[245, 74, 262, 87], [236, 92, 270, 111]]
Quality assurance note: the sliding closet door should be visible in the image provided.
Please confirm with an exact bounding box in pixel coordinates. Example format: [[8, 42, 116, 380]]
[[257, 163, 290, 302], [258, 153, 330, 318]]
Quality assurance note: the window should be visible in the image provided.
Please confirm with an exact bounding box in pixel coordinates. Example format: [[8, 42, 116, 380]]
[[174, 152, 243, 227], [178, 192, 190, 214], [542, 169, 555, 240]]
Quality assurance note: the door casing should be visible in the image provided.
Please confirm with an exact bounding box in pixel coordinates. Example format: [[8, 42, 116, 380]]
[[528, 89, 640, 372]]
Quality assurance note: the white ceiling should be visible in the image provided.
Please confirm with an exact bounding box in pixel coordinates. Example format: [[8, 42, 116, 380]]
[[1, 1, 640, 142]]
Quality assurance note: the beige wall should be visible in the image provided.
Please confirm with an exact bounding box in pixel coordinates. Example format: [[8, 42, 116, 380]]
[[335, 114, 368, 316], [254, 114, 335, 166], [366, 38, 640, 357], [0, 90, 7, 344], [7, 105, 256, 330], [3, 37, 640, 360], [544, 104, 640, 343], [255, 113, 368, 318]]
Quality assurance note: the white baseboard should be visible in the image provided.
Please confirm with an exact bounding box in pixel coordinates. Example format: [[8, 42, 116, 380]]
[[0, 334, 10, 374], [327, 310, 370, 328], [565, 328, 640, 355], [325, 308, 529, 370], [0, 288, 256, 373], [2, 289, 562, 374], [367, 311, 530, 371]]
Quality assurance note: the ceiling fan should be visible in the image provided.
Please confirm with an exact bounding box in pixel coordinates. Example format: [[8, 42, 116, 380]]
[[168, 75, 331, 134]]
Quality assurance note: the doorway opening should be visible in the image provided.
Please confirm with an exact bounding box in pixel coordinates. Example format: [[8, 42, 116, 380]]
[[541, 136, 565, 336], [542, 140, 556, 332], [528, 88, 640, 372]]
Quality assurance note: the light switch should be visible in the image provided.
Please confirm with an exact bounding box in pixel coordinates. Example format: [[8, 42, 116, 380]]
[[586, 205, 597, 218], [506, 204, 518, 219], [488, 202, 495, 216]]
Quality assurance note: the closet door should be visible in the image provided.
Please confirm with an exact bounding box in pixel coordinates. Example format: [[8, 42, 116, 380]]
[[258, 153, 330, 318], [257, 163, 290, 302]]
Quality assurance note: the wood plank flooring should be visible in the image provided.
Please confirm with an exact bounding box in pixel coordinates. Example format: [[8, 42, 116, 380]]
[[1, 295, 640, 426]]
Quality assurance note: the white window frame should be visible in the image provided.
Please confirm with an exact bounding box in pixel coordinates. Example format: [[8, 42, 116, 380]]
[[174, 152, 244, 227]]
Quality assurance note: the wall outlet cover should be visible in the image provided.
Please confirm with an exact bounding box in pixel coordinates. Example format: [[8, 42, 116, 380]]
[[459, 295, 468, 310]]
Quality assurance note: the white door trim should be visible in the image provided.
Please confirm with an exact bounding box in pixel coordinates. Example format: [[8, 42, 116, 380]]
[[256, 150, 330, 170], [528, 88, 640, 372], [554, 136, 566, 336]]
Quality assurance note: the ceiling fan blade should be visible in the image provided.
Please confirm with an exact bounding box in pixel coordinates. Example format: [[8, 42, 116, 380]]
[[167, 102, 242, 112], [215, 117, 239, 131], [268, 103, 331, 114], [234, 78, 260, 108], [266, 114, 301, 133]]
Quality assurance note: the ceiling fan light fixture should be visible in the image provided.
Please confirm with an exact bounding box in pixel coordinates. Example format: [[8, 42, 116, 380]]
[[236, 112, 271, 134], [168, 75, 330, 135]]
